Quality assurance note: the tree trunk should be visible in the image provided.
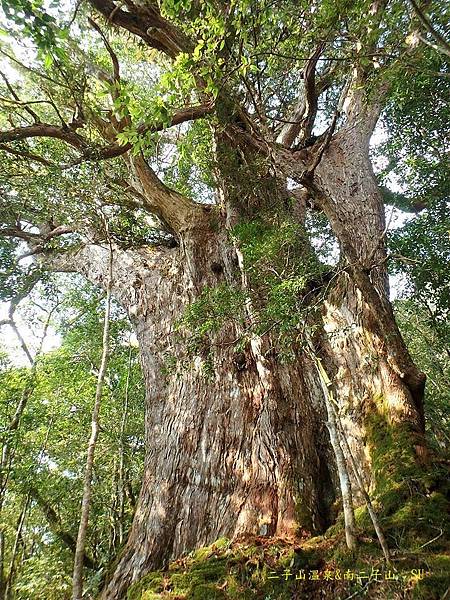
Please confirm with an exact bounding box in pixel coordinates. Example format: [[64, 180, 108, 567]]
[[73, 244, 113, 600], [59, 135, 426, 600], [93, 223, 336, 599]]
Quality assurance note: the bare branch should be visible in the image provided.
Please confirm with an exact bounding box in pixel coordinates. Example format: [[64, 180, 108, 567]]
[[0, 226, 41, 242], [88, 18, 120, 83], [0, 71, 40, 123], [416, 32, 450, 58], [0, 224, 73, 243], [0, 143, 56, 167], [0, 48, 69, 88], [277, 44, 327, 147], [29, 486, 98, 570]]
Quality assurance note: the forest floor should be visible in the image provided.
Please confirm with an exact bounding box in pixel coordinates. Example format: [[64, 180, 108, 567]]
[[125, 528, 449, 600], [126, 442, 450, 599]]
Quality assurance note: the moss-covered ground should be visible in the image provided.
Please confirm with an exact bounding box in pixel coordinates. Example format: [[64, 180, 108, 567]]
[[127, 406, 449, 600], [126, 522, 449, 599]]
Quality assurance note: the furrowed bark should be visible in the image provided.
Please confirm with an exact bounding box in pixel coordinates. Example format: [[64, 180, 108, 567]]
[[97, 226, 335, 599]]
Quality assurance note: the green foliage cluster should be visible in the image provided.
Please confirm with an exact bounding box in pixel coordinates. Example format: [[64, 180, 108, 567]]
[[163, 119, 216, 201], [233, 217, 326, 357], [177, 283, 247, 355], [394, 300, 450, 451], [177, 217, 328, 368]]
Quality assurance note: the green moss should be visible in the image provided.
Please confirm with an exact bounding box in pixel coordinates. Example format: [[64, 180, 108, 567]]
[[359, 397, 449, 548], [126, 509, 449, 600], [190, 584, 227, 599], [176, 283, 246, 356], [366, 399, 420, 490], [126, 538, 306, 600], [294, 496, 316, 533], [410, 554, 450, 599], [127, 572, 164, 600]]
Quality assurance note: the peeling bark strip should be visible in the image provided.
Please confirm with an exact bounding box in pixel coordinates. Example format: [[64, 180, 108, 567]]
[[313, 353, 356, 551]]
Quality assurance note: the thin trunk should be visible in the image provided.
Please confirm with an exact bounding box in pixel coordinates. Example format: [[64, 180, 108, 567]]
[[0, 308, 55, 600], [117, 346, 132, 547], [336, 420, 391, 562], [29, 486, 97, 570], [313, 352, 357, 551], [5, 416, 55, 597], [0, 531, 5, 600], [72, 245, 113, 600], [4, 496, 30, 600], [108, 458, 119, 557]]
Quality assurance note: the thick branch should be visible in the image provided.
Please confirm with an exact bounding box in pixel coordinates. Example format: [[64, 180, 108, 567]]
[[277, 44, 325, 148], [0, 103, 214, 167], [88, 0, 192, 58], [0, 123, 87, 150], [408, 0, 450, 58], [130, 156, 210, 233], [38, 241, 173, 318]]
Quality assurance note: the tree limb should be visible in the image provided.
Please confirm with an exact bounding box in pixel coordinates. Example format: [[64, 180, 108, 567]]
[[90, 102, 215, 162], [408, 0, 450, 58], [129, 156, 210, 233], [0, 123, 87, 151], [0, 143, 57, 167], [277, 43, 327, 147], [88, 0, 192, 58], [0, 72, 40, 123], [0, 102, 214, 166]]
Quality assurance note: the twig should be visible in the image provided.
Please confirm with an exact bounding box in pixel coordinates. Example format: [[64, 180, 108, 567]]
[[419, 527, 443, 549]]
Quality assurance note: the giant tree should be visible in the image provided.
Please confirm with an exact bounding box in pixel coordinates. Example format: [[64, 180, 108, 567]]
[[0, 1, 448, 598]]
